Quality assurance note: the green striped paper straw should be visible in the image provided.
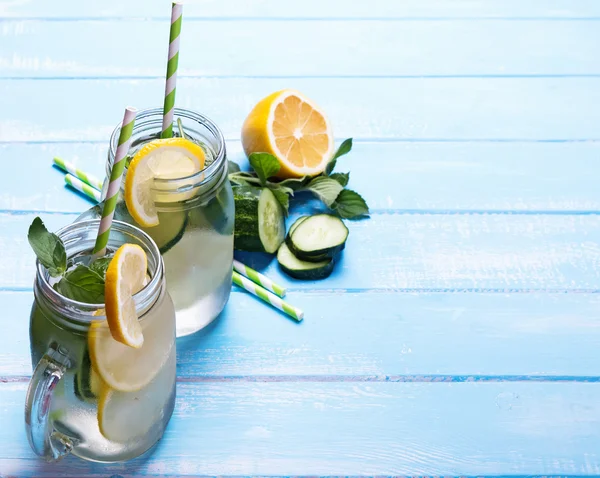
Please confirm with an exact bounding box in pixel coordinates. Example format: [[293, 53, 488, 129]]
[[161, 2, 183, 139], [233, 259, 286, 297], [232, 271, 303, 322], [53, 157, 104, 191], [65, 174, 101, 202], [92, 107, 137, 258]]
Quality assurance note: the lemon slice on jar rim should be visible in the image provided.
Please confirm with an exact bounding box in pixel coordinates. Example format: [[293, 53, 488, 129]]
[[124, 137, 205, 227]]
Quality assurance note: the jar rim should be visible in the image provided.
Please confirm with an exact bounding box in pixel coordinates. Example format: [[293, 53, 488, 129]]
[[35, 219, 164, 324], [107, 107, 227, 192]]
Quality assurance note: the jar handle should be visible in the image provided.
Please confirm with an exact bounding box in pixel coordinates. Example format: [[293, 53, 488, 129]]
[[24, 347, 74, 461]]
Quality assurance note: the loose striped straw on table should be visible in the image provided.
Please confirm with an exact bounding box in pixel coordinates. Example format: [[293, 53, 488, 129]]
[[92, 107, 137, 258], [161, 2, 183, 139], [233, 259, 286, 298], [65, 174, 101, 202], [53, 157, 104, 191], [232, 271, 303, 322]]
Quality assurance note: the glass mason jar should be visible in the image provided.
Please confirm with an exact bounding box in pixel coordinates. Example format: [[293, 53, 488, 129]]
[[78, 108, 234, 337], [25, 220, 176, 463]]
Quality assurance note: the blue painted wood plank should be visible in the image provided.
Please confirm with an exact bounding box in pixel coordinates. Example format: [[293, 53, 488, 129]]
[[4, 212, 600, 291], [4, 290, 600, 378], [2, 78, 600, 141], [2, 0, 600, 19], [3, 20, 600, 77], [4, 141, 600, 214], [2, 382, 600, 475]]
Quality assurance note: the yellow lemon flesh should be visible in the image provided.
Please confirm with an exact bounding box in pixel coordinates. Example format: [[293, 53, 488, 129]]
[[241, 89, 334, 179], [124, 137, 205, 227], [103, 243, 147, 349]]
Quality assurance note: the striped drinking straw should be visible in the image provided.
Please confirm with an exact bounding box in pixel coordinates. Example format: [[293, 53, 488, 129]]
[[53, 157, 104, 191], [92, 107, 137, 258], [232, 271, 303, 322], [233, 259, 286, 297], [161, 2, 183, 139], [65, 174, 101, 202]]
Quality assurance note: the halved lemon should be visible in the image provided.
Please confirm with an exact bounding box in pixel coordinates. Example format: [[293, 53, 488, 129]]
[[124, 137, 205, 227], [104, 243, 147, 349], [241, 89, 334, 179]]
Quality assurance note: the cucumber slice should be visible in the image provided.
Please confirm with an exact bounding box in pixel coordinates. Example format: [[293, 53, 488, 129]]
[[287, 214, 348, 260], [74, 349, 102, 401], [277, 243, 333, 280], [141, 210, 188, 254], [288, 216, 309, 237], [234, 187, 285, 253]]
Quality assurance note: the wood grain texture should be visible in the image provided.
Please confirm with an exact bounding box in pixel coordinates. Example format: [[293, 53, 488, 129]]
[[3, 20, 600, 77], [2, 382, 600, 476], [4, 290, 600, 378], [5, 141, 600, 213], [2, 0, 600, 19], [5, 212, 600, 291], [2, 78, 600, 142]]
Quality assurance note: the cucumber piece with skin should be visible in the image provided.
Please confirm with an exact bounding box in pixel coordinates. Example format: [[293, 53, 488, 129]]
[[288, 216, 309, 237], [287, 214, 348, 261], [140, 210, 188, 255], [277, 242, 334, 280], [234, 186, 285, 253]]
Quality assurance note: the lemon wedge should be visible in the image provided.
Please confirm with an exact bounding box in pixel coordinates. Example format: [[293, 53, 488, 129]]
[[104, 243, 147, 349], [242, 89, 334, 179], [124, 137, 205, 227]]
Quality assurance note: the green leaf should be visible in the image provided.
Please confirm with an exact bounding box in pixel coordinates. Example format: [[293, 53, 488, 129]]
[[303, 176, 344, 207], [330, 172, 350, 187], [229, 172, 263, 187], [228, 160, 241, 174], [269, 187, 290, 216], [89, 257, 112, 278], [331, 189, 370, 219], [55, 265, 105, 303], [267, 183, 294, 197], [325, 138, 353, 175], [28, 217, 67, 277], [278, 175, 312, 191], [248, 153, 281, 186]]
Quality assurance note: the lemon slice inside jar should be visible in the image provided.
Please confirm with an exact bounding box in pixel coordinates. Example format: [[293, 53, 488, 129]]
[[124, 138, 205, 227]]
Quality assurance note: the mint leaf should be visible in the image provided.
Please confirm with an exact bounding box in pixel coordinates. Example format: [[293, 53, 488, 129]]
[[228, 160, 241, 174], [249, 153, 281, 186], [28, 217, 67, 277], [279, 175, 311, 191], [303, 176, 344, 207], [55, 265, 105, 303], [325, 138, 353, 175], [89, 257, 112, 278], [229, 171, 262, 187], [332, 189, 369, 219], [269, 187, 290, 216], [330, 172, 350, 187]]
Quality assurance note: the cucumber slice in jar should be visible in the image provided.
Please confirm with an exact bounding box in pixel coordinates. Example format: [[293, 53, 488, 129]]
[[234, 187, 285, 253], [277, 242, 334, 280], [140, 210, 188, 254], [286, 214, 348, 261]]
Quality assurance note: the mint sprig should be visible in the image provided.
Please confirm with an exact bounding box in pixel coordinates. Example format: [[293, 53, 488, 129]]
[[28, 217, 67, 277], [228, 137, 369, 219], [27, 216, 113, 303], [55, 265, 105, 303]]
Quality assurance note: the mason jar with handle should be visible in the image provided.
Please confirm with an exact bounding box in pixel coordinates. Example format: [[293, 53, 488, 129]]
[[25, 219, 176, 462], [78, 108, 234, 337]]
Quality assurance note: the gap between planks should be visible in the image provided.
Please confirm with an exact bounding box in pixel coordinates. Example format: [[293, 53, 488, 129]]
[[4, 375, 600, 383]]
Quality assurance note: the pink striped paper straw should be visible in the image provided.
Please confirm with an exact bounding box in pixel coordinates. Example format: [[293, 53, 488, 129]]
[[92, 106, 137, 258]]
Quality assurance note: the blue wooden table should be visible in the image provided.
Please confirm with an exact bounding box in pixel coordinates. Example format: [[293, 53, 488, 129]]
[[2, 0, 600, 475]]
